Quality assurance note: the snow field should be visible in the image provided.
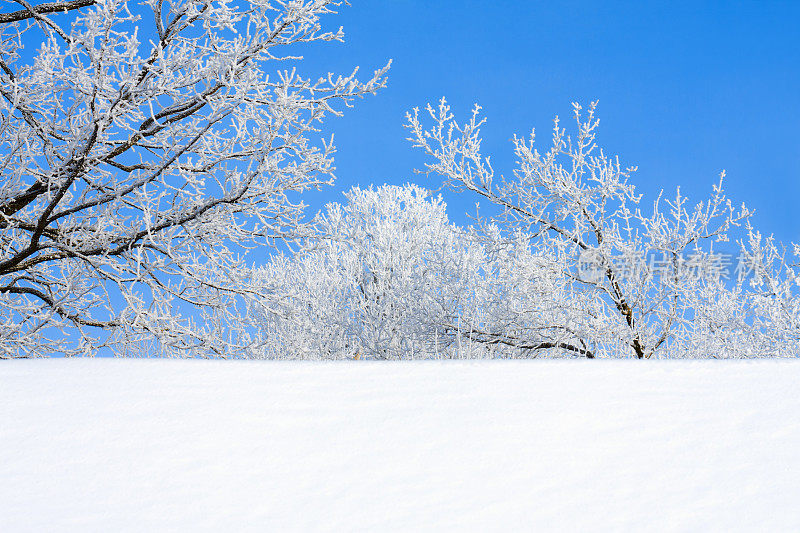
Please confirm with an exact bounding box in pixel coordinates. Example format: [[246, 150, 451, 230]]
[[2, 359, 799, 531]]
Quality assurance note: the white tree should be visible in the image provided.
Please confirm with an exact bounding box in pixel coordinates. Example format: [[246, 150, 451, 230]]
[[406, 99, 756, 358], [249, 183, 598, 360], [249, 184, 499, 359], [687, 226, 800, 358], [0, 0, 389, 357]]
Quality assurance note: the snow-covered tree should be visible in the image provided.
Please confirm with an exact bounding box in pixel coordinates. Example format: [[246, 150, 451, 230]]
[[0, 0, 389, 357], [687, 227, 800, 358], [248, 101, 800, 360], [406, 99, 758, 358], [248, 183, 602, 359], [249, 184, 499, 359]]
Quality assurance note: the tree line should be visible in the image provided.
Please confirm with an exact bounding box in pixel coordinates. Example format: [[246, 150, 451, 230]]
[[1, 0, 796, 358]]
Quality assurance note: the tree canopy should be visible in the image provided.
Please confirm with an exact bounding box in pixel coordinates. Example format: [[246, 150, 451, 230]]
[[0, 0, 388, 357]]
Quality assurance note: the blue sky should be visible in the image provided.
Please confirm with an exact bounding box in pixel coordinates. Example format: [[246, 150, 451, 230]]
[[11, 0, 797, 355], [293, 0, 800, 248]]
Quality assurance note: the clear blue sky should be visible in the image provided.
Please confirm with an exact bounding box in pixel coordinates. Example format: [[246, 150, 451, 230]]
[[293, 0, 800, 249]]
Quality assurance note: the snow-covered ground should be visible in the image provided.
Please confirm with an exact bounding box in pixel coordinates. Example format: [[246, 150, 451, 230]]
[[2, 359, 799, 532]]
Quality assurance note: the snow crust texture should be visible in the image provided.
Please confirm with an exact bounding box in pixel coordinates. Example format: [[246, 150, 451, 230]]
[[2, 359, 799, 531]]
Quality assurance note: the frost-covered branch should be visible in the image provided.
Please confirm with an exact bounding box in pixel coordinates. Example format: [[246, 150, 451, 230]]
[[0, 0, 96, 24], [407, 99, 755, 358], [0, 0, 390, 357]]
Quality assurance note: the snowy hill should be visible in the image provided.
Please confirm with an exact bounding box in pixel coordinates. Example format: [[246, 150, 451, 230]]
[[2, 359, 799, 531]]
